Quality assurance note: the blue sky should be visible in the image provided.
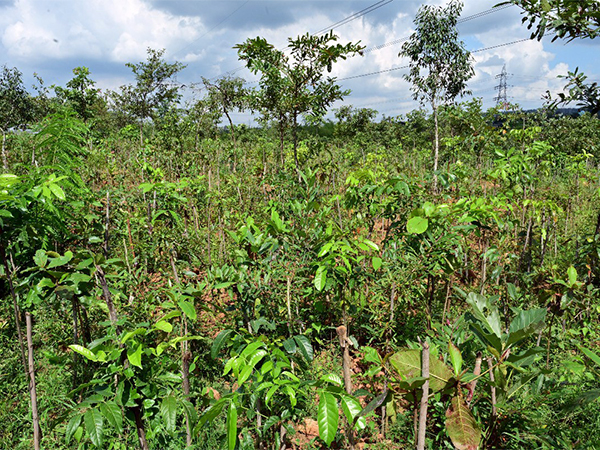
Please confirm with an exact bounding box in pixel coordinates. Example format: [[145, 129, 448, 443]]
[[1, 0, 598, 124]]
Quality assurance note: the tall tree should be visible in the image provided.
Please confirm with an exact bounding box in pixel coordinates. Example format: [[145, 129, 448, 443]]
[[113, 48, 186, 147], [399, 0, 474, 192], [0, 65, 34, 170], [236, 32, 364, 173]]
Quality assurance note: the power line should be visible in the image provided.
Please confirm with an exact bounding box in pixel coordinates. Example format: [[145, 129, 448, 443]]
[[314, 0, 394, 36], [201, 0, 395, 86], [337, 35, 551, 82], [364, 4, 515, 54]]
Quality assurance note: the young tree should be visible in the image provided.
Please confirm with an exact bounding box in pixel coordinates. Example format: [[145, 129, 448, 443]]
[[399, 0, 474, 192], [202, 76, 247, 148], [54, 66, 102, 123], [236, 32, 364, 173], [505, 0, 599, 41], [0, 65, 34, 170], [112, 48, 186, 147]]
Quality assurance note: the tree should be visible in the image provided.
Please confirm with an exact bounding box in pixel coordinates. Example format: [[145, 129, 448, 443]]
[[112, 48, 186, 147], [54, 67, 102, 123], [399, 0, 474, 192], [505, 0, 599, 41], [202, 76, 247, 148], [236, 32, 364, 173], [0, 65, 34, 170]]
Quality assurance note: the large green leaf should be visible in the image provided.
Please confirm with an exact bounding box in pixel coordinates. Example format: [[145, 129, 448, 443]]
[[99, 402, 122, 433], [448, 342, 463, 377], [227, 402, 238, 450], [406, 216, 428, 234], [389, 349, 453, 392], [465, 293, 502, 338], [318, 391, 339, 447], [507, 308, 546, 346], [69, 344, 97, 362], [161, 396, 178, 433], [314, 265, 327, 291], [84, 408, 104, 447], [178, 299, 197, 321], [47, 251, 73, 268], [294, 335, 314, 362], [340, 395, 366, 430], [445, 396, 481, 450], [65, 414, 82, 443], [196, 399, 226, 431], [211, 329, 234, 359], [238, 349, 267, 385], [127, 343, 143, 368]]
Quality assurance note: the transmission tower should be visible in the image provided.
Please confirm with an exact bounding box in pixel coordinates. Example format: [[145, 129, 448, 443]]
[[494, 64, 512, 110]]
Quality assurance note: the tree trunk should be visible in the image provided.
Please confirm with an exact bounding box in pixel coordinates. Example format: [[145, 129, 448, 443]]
[[416, 341, 430, 450], [26, 312, 42, 450], [0, 240, 28, 377], [133, 404, 150, 450], [432, 102, 439, 193], [1, 128, 7, 171]]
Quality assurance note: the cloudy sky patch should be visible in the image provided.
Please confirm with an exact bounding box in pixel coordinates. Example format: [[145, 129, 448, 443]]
[[1, 0, 598, 122]]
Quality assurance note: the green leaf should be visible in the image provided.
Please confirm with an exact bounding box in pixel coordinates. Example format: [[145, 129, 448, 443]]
[[84, 408, 104, 447], [294, 335, 314, 362], [127, 343, 143, 368], [66, 414, 82, 443], [448, 342, 463, 377], [99, 402, 122, 433], [318, 242, 333, 257], [407, 216, 428, 234], [580, 346, 600, 368], [445, 396, 481, 450], [178, 300, 197, 321], [161, 396, 178, 433], [238, 349, 267, 385], [362, 238, 379, 252], [69, 344, 97, 362], [340, 395, 366, 430], [389, 349, 453, 392], [507, 308, 546, 347], [314, 266, 327, 291], [120, 328, 147, 344], [47, 251, 73, 268], [372, 257, 382, 271], [318, 391, 339, 447], [227, 402, 238, 450], [211, 329, 233, 359], [196, 399, 226, 431], [154, 320, 173, 333], [49, 182, 66, 200], [567, 266, 577, 287], [321, 373, 343, 387], [33, 250, 47, 268]]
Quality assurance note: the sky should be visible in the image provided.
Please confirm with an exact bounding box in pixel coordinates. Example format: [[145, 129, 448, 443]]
[[1, 0, 599, 124]]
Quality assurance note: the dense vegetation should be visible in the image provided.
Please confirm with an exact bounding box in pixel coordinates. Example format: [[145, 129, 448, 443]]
[[2, 4, 600, 450]]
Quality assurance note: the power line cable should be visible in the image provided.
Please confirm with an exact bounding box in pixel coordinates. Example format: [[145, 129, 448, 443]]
[[314, 0, 394, 36], [364, 4, 515, 53]]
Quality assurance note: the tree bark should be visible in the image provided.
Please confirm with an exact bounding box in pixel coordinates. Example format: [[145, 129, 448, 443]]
[[26, 312, 42, 450], [432, 102, 439, 193], [1, 128, 7, 171], [416, 341, 430, 450]]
